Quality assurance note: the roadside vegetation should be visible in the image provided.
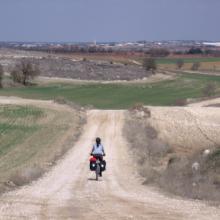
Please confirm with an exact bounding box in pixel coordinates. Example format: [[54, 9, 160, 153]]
[[124, 106, 220, 202], [0, 104, 84, 192]]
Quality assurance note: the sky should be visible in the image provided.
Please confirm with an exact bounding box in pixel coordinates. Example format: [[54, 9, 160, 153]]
[[0, 0, 219, 42]]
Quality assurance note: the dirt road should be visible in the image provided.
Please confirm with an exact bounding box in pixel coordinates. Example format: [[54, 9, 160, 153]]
[[0, 104, 220, 219]]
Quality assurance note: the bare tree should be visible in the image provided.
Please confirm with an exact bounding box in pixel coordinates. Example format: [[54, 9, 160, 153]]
[[143, 57, 157, 74], [11, 64, 23, 84], [0, 64, 3, 88], [176, 59, 184, 69], [10, 59, 40, 85]]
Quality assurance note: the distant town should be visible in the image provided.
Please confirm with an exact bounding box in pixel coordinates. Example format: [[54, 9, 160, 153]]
[[0, 40, 220, 54]]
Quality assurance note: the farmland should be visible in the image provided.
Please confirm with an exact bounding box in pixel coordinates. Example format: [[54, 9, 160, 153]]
[[0, 102, 83, 192], [0, 73, 220, 109]]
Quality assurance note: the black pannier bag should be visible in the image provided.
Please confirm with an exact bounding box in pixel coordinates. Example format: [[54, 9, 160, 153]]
[[100, 160, 106, 171], [90, 161, 97, 171]]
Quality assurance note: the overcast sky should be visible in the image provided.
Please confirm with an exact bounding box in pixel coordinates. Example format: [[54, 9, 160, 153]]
[[0, 0, 219, 42]]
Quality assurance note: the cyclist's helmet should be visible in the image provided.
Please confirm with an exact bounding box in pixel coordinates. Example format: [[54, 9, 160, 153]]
[[96, 137, 101, 145]]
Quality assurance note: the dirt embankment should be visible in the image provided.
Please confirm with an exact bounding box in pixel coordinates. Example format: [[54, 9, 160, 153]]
[[124, 105, 220, 202]]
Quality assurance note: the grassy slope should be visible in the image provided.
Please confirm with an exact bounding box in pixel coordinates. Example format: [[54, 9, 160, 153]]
[[0, 104, 82, 190], [0, 73, 220, 109]]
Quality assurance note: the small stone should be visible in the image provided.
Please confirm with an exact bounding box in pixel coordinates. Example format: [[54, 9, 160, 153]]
[[203, 149, 210, 157], [192, 162, 200, 171]]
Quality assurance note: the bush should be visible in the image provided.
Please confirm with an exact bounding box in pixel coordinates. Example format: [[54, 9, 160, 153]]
[[143, 57, 157, 74], [174, 98, 187, 106], [130, 103, 151, 118], [130, 102, 145, 111], [176, 59, 184, 69], [202, 82, 216, 97], [191, 62, 201, 71]]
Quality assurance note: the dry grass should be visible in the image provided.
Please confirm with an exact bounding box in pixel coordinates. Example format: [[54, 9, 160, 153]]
[[10, 166, 44, 186], [0, 103, 85, 193], [159, 148, 220, 201], [124, 109, 171, 182], [124, 108, 220, 202], [160, 61, 220, 72]]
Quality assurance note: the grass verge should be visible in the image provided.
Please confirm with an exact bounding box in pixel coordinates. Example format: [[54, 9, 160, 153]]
[[0, 104, 85, 192]]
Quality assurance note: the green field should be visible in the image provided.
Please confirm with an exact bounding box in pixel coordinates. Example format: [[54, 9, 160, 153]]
[[0, 106, 43, 158], [156, 57, 220, 64], [0, 104, 82, 190], [0, 73, 220, 109]]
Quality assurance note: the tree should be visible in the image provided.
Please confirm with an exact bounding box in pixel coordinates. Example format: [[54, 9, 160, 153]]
[[10, 59, 40, 85], [0, 64, 3, 88], [188, 47, 203, 55], [191, 62, 201, 71], [143, 57, 157, 74], [202, 83, 216, 97], [176, 59, 184, 69]]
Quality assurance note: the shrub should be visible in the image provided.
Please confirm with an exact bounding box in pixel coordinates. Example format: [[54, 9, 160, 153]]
[[130, 103, 151, 118], [143, 57, 157, 74], [191, 62, 201, 71], [176, 59, 184, 69], [202, 82, 216, 97], [130, 102, 145, 111], [174, 98, 187, 106]]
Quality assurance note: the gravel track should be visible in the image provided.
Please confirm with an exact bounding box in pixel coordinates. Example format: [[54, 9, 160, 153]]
[[0, 97, 220, 219]]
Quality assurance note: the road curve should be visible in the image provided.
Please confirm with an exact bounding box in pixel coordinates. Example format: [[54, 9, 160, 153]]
[[0, 108, 220, 219]]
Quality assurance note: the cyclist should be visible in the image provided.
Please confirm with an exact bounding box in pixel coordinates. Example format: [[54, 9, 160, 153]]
[[90, 137, 106, 176]]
